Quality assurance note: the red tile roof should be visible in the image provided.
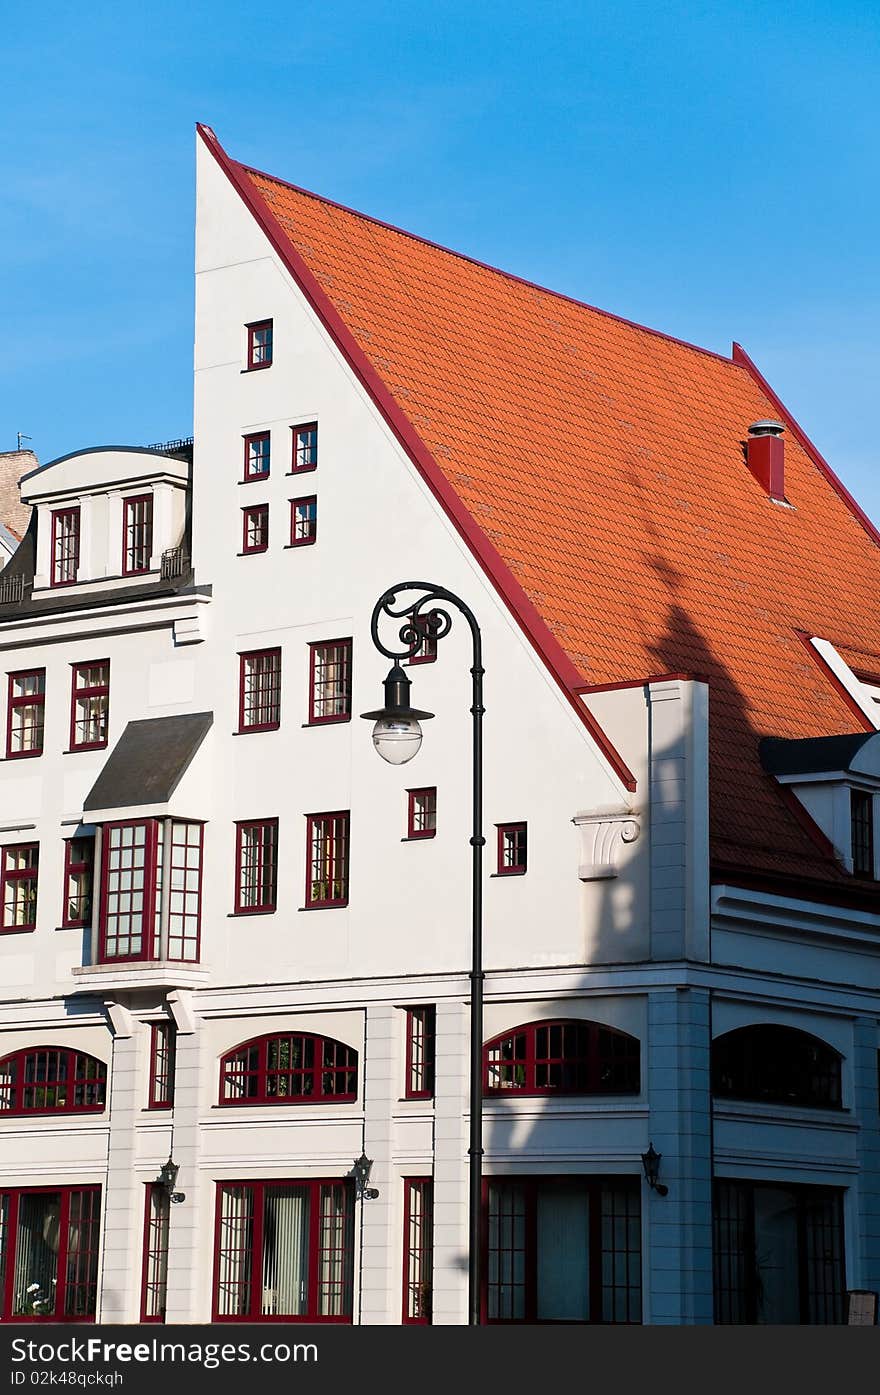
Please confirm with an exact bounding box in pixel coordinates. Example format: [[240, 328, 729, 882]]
[[203, 129, 880, 898]]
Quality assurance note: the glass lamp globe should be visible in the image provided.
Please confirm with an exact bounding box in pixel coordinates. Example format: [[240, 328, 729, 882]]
[[371, 715, 423, 765]]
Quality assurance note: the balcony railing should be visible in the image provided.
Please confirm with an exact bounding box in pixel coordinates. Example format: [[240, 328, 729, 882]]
[[0, 572, 25, 605], [160, 547, 187, 580]]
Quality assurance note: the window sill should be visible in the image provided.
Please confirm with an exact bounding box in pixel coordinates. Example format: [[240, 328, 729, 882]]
[[4, 750, 43, 761], [239, 476, 271, 486], [64, 745, 108, 755], [284, 541, 317, 549], [302, 717, 352, 727], [233, 725, 281, 736], [237, 550, 269, 558], [227, 909, 276, 918], [298, 902, 349, 912], [0, 926, 36, 936], [55, 924, 92, 933], [241, 363, 273, 373], [401, 834, 436, 842], [286, 465, 318, 476], [491, 870, 527, 877]]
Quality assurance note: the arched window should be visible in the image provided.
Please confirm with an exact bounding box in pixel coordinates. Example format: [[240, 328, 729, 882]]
[[711, 1025, 842, 1109], [0, 1047, 107, 1116], [219, 1032, 358, 1105], [484, 1019, 640, 1096]]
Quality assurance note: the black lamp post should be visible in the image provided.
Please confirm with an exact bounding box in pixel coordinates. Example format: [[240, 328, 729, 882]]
[[361, 582, 485, 1326]]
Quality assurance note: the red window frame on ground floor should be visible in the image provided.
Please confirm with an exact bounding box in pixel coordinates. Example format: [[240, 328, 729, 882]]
[[0, 1185, 101, 1323]]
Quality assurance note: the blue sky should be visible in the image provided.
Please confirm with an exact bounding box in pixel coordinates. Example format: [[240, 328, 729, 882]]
[[2, 0, 878, 520]]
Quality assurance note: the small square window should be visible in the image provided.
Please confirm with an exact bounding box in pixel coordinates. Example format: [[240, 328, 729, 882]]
[[406, 610, 439, 665], [407, 788, 436, 839], [290, 496, 317, 547], [497, 822, 527, 875], [242, 504, 269, 554], [246, 320, 273, 370], [291, 423, 318, 473], [243, 432, 271, 482]]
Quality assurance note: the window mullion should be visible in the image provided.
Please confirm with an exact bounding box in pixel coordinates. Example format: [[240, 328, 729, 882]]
[[251, 1183, 265, 1322]]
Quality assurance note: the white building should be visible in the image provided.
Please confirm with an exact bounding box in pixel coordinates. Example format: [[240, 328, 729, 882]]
[[2, 124, 880, 1326]]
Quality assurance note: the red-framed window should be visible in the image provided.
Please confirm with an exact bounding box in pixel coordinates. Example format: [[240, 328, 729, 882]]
[[407, 788, 436, 839], [122, 494, 153, 575], [484, 1019, 640, 1096], [403, 1179, 433, 1324], [851, 789, 875, 877], [305, 812, 349, 908], [405, 609, 439, 665], [0, 1186, 101, 1322], [141, 1184, 170, 1322], [242, 503, 269, 554], [239, 648, 281, 731], [62, 836, 94, 927], [50, 506, 80, 587], [291, 422, 318, 473], [98, 819, 202, 964], [405, 1006, 436, 1100], [213, 1179, 353, 1321], [70, 660, 109, 751], [290, 495, 317, 546], [711, 1025, 842, 1109], [0, 1047, 106, 1115], [243, 432, 271, 482], [497, 822, 527, 875], [246, 319, 273, 370], [219, 1032, 357, 1105], [484, 1177, 641, 1324], [234, 819, 278, 914], [148, 1021, 176, 1109], [308, 640, 352, 724], [6, 669, 45, 759], [1, 843, 38, 932]]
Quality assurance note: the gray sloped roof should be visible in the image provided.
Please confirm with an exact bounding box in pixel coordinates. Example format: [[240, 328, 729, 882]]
[[84, 712, 213, 812]]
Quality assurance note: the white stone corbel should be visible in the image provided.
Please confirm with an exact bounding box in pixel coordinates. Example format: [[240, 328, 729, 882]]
[[573, 808, 641, 880], [166, 989, 196, 1035], [103, 999, 134, 1038]]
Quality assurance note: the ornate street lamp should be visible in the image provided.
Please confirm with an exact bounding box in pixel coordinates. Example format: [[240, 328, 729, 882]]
[[362, 582, 485, 1326]]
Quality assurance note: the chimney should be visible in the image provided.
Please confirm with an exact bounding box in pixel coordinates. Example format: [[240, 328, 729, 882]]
[[0, 450, 38, 540], [746, 420, 785, 501]]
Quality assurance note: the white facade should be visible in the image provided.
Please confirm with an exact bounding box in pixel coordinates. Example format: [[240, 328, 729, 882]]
[[1, 132, 879, 1327]]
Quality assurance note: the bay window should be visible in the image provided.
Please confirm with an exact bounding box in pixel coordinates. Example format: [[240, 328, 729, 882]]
[[97, 819, 202, 964], [0, 1186, 101, 1321], [213, 1180, 353, 1321], [485, 1177, 641, 1323]]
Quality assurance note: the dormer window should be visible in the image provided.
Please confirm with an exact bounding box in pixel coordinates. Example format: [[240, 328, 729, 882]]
[[122, 495, 153, 575], [51, 507, 80, 586], [246, 319, 273, 370], [851, 790, 875, 878]]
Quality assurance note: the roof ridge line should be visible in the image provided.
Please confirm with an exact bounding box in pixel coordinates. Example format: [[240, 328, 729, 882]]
[[197, 123, 636, 794], [237, 158, 738, 369]]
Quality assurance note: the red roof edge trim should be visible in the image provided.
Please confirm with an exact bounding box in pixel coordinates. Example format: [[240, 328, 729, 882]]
[[732, 343, 880, 550], [794, 629, 875, 733], [196, 125, 636, 793], [576, 672, 708, 695], [232, 159, 733, 369]]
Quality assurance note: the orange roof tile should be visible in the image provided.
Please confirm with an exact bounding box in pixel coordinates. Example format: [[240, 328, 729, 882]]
[[203, 129, 880, 898]]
